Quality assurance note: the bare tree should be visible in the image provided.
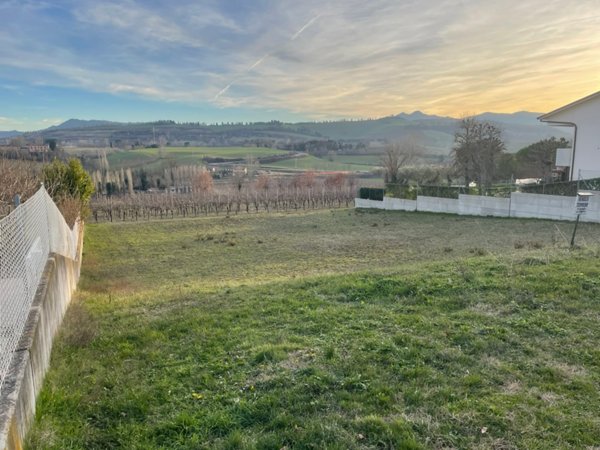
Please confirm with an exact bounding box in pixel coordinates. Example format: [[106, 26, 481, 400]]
[[193, 169, 213, 193], [0, 158, 40, 216], [452, 118, 505, 194], [381, 140, 423, 184]]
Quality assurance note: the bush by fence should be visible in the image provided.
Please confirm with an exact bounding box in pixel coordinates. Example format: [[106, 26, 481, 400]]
[[357, 187, 384, 201], [520, 180, 578, 196], [385, 184, 472, 200], [384, 184, 416, 200]]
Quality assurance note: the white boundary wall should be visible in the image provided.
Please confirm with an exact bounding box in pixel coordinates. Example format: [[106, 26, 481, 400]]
[[509, 193, 576, 221], [416, 196, 460, 214], [356, 192, 600, 223], [383, 197, 416, 211], [458, 195, 510, 218]]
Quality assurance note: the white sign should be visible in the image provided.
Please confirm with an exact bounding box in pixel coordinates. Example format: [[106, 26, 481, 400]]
[[555, 148, 572, 167], [575, 192, 593, 215]]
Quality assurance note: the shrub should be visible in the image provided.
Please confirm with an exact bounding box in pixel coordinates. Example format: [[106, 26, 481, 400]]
[[43, 159, 94, 203], [358, 187, 384, 201], [419, 185, 468, 199], [385, 184, 416, 199], [43, 159, 94, 224]]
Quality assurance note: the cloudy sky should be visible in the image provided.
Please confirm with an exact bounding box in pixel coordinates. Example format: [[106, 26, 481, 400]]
[[1, 0, 600, 130]]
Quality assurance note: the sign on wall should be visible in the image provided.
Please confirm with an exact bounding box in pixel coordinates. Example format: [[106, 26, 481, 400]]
[[575, 192, 593, 215]]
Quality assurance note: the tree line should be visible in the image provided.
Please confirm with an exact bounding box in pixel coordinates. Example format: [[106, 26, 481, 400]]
[[381, 117, 570, 194]]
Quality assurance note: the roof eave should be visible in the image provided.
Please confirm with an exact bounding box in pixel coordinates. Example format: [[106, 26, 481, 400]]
[[538, 118, 576, 127], [537, 89, 600, 123]]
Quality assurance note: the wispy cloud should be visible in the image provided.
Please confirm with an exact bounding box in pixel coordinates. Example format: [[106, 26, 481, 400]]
[[41, 118, 63, 125], [0, 116, 25, 129], [0, 0, 599, 124]]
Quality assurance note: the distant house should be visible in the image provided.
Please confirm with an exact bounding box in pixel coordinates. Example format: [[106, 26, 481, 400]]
[[26, 144, 50, 154], [539, 90, 600, 181]]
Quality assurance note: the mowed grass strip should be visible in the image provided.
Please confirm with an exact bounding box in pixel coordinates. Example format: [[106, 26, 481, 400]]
[[27, 210, 600, 449]]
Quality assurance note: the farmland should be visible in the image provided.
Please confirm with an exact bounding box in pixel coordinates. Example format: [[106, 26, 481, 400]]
[[70, 145, 385, 177], [27, 210, 600, 449], [105, 146, 289, 170], [263, 154, 381, 172]]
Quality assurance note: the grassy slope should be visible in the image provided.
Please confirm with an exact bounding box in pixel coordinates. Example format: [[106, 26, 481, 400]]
[[27, 210, 600, 449]]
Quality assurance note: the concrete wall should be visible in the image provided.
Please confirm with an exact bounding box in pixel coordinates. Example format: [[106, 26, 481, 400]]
[[354, 198, 386, 210], [510, 193, 577, 221], [383, 197, 417, 211], [416, 196, 459, 214], [355, 193, 600, 223], [0, 228, 82, 450], [458, 195, 510, 217]]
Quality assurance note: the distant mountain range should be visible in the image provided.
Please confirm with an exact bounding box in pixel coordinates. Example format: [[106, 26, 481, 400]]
[[0, 130, 22, 139], [1, 111, 568, 154], [46, 119, 117, 130]]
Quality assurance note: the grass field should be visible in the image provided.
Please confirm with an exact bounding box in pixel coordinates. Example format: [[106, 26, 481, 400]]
[[264, 154, 379, 172], [27, 210, 600, 449], [105, 147, 288, 170], [76, 145, 384, 174]]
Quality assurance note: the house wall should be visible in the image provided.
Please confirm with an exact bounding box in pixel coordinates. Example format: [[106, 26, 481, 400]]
[[542, 96, 600, 180]]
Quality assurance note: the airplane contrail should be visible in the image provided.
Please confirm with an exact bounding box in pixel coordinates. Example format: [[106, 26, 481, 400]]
[[291, 14, 321, 40], [214, 14, 322, 101], [248, 53, 270, 71], [214, 53, 269, 100], [214, 82, 233, 100]]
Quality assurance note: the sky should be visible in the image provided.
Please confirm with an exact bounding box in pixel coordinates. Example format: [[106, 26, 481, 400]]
[[1, 0, 600, 131]]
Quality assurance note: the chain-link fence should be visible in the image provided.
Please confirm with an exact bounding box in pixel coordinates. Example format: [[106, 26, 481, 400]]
[[0, 187, 79, 396], [380, 177, 600, 201]]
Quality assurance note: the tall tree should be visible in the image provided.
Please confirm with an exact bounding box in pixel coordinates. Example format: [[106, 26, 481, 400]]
[[452, 118, 505, 193], [515, 137, 570, 181]]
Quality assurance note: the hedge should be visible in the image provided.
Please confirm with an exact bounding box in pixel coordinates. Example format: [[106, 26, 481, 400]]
[[358, 187, 384, 201]]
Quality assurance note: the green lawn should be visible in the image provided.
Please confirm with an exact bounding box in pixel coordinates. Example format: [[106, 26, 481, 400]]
[[264, 155, 369, 172], [27, 210, 600, 449], [331, 155, 382, 167], [106, 147, 288, 170], [82, 146, 383, 174]]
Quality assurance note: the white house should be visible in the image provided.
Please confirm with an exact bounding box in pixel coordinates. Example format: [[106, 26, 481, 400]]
[[539, 90, 600, 181]]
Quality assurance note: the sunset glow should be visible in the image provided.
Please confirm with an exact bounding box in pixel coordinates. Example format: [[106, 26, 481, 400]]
[[1, 0, 599, 130]]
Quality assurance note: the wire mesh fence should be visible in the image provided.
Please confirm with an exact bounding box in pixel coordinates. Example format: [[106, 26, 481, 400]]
[[0, 187, 79, 396], [380, 177, 600, 201]]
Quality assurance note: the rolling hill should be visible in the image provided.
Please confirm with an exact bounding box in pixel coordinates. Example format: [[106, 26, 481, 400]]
[[3, 111, 569, 155]]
